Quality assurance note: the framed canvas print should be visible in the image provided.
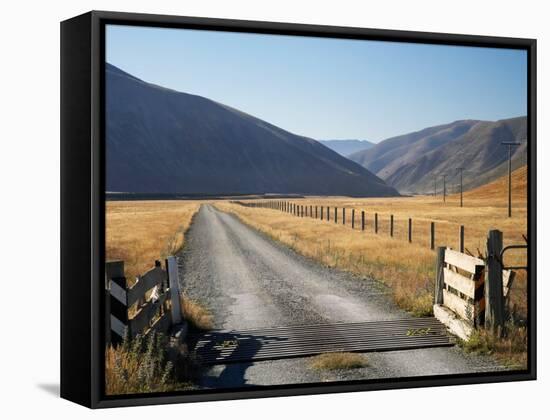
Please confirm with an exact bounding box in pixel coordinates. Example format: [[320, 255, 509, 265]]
[[60, 11, 536, 408]]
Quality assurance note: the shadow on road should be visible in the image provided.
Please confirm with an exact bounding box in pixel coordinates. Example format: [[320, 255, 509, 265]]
[[188, 330, 286, 388]]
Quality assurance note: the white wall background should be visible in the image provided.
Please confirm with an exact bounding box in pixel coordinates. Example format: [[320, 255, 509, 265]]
[[0, 0, 546, 418]]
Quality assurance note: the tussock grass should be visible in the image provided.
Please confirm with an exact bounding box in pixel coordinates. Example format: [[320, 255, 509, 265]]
[[106, 200, 200, 281], [309, 352, 368, 371], [459, 324, 528, 370], [105, 331, 197, 395], [180, 295, 214, 331]]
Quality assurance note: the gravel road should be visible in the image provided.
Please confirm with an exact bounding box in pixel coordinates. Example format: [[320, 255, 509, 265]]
[[178, 204, 503, 389]]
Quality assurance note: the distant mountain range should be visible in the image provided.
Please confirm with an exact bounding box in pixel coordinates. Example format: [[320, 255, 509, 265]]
[[348, 117, 527, 194], [319, 139, 375, 157], [106, 64, 398, 197]]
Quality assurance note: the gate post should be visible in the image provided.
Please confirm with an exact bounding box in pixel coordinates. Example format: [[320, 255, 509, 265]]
[[434, 247, 445, 305], [485, 229, 504, 334], [166, 256, 182, 324]]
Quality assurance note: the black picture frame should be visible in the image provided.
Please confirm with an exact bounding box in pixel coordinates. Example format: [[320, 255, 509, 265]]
[[61, 10, 537, 409]]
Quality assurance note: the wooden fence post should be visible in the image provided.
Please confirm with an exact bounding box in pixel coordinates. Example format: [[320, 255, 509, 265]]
[[390, 215, 394, 237], [343, 208, 346, 225], [327, 206, 330, 221], [310, 205, 313, 218], [335, 207, 338, 223], [315, 206, 318, 219], [351, 209, 355, 229], [375, 213, 378, 233], [166, 256, 182, 324], [321, 206, 324, 220], [485, 229, 504, 333], [459, 225, 465, 253], [306, 205, 308, 217], [361, 211, 365, 231], [434, 247, 445, 305], [430, 222, 435, 250], [408, 218, 412, 243]]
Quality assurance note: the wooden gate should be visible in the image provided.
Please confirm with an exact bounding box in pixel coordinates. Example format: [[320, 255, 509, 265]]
[[434, 229, 518, 340], [105, 256, 182, 345]]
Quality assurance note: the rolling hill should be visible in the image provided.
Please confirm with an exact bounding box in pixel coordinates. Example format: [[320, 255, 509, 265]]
[[320, 139, 375, 157], [105, 64, 398, 197], [349, 117, 527, 194], [452, 165, 527, 202]]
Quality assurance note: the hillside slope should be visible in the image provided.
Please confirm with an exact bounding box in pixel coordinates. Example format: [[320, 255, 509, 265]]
[[106, 64, 398, 197], [454, 165, 527, 202], [349, 117, 526, 194]]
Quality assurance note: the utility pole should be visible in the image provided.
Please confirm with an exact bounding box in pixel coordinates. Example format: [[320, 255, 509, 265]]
[[457, 167, 464, 207], [501, 142, 521, 217], [443, 175, 446, 203]]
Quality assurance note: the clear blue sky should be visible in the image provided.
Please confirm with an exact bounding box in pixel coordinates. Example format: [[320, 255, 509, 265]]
[[106, 24, 527, 142]]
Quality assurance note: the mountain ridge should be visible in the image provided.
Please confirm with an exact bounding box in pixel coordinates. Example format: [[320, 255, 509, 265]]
[[349, 116, 527, 194]]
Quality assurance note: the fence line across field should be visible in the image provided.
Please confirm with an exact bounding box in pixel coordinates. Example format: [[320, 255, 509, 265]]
[[233, 200, 468, 252]]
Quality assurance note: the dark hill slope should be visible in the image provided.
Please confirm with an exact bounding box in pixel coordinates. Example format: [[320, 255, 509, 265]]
[[106, 64, 397, 197]]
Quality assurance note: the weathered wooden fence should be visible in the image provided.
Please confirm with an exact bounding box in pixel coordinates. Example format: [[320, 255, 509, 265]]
[[233, 200, 467, 251], [433, 229, 518, 340], [105, 256, 183, 345]]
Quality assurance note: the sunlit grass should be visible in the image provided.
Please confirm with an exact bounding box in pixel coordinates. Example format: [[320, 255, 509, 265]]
[[106, 200, 200, 281]]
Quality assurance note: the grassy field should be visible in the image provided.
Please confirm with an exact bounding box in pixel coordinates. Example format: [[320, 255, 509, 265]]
[[106, 200, 200, 281], [215, 167, 528, 319]]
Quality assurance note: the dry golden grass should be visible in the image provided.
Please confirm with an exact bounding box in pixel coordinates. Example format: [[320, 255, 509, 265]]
[[105, 332, 194, 395], [106, 200, 200, 281], [460, 324, 528, 370], [457, 165, 527, 201], [309, 352, 368, 371], [180, 295, 214, 331], [214, 167, 528, 318]]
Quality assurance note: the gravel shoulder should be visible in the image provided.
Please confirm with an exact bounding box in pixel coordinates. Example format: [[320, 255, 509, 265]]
[[178, 204, 503, 389]]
